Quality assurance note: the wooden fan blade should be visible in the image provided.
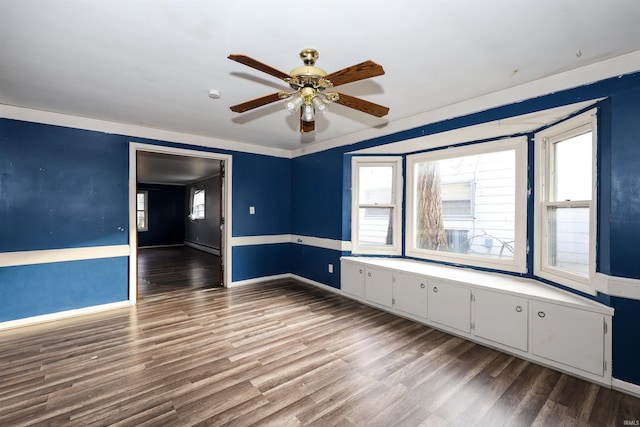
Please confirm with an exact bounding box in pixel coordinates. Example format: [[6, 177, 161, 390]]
[[228, 54, 292, 81], [324, 60, 385, 87], [334, 92, 389, 117], [300, 113, 315, 133], [229, 92, 282, 113]]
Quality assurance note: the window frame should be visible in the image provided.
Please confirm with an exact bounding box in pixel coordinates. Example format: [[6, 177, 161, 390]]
[[405, 136, 528, 273], [136, 190, 148, 232], [192, 188, 206, 220], [351, 156, 403, 255], [534, 109, 598, 295]]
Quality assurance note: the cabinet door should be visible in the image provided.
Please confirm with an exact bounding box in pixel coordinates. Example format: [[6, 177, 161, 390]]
[[474, 289, 528, 351], [428, 281, 471, 333], [341, 261, 365, 298], [365, 266, 393, 307], [531, 301, 604, 376], [393, 271, 428, 319]]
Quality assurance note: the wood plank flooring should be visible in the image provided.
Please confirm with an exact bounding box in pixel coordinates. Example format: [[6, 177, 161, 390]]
[[1, 280, 639, 426], [137, 246, 221, 296]]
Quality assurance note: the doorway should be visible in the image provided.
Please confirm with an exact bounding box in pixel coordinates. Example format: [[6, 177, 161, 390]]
[[129, 143, 232, 305]]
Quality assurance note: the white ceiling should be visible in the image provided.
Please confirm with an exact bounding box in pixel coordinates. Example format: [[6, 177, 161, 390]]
[[2, 1, 640, 155], [137, 151, 221, 185]]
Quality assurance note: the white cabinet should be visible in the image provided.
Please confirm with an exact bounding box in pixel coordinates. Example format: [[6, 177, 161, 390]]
[[340, 261, 393, 307], [474, 289, 528, 352], [393, 271, 428, 319], [428, 281, 471, 333], [339, 257, 613, 387], [531, 301, 605, 377], [341, 259, 366, 298], [364, 266, 393, 307]]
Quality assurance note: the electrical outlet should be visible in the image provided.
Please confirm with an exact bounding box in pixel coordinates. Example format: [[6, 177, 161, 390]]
[[249, 206, 255, 215], [328, 264, 333, 273]]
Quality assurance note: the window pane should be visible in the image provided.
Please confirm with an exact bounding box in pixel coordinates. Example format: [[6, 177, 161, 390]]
[[358, 207, 393, 246], [359, 166, 393, 204], [137, 210, 146, 229], [553, 132, 592, 202], [546, 206, 590, 276], [414, 150, 515, 259], [193, 189, 205, 219], [137, 193, 145, 204]]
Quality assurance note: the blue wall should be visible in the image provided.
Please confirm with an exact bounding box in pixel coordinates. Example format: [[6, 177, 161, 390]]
[[0, 121, 129, 251], [232, 153, 291, 237], [0, 119, 293, 321], [137, 183, 185, 247], [0, 257, 128, 322]]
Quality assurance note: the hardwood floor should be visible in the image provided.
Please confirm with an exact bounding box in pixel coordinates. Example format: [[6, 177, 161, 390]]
[[1, 280, 639, 426], [137, 246, 221, 296]]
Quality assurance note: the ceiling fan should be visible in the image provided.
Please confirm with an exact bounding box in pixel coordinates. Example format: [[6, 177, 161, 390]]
[[228, 48, 389, 133]]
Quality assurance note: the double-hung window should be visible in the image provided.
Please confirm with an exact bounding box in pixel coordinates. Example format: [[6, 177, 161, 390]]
[[191, 188, 206, 220], [351, 157, 403, 255], [406, 137, 528, 272], [189, 187, 206, 220], [534, 109, 597, 294]]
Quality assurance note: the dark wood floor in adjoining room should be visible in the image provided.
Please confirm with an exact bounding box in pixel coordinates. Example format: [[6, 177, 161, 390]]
[[1, 281, 639, 426], [137, 246, 221, 297]]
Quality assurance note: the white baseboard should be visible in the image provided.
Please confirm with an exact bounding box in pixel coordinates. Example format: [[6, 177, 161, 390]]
[[613, 378, 640, 398], [0, 301, 130, 331], [138, 244, 184, 249], [183, 240, 220, 256], [229, 273, 292, 287], [290, 274, 343, 296]]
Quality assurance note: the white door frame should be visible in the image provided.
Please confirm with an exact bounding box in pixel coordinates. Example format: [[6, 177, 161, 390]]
[[129, 142, 232, 305]]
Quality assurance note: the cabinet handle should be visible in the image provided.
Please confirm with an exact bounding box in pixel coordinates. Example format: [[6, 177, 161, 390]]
[[367, 272, 371, 277], [359, 269, 363, 274], [515, 305, 522, 313], [538, 311, 546, 318], [433, 286, 438, 293], [420, 283, 425, 289]]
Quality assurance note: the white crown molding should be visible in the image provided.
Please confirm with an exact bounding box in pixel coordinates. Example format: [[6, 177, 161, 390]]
[[0, 104, 292, 159]]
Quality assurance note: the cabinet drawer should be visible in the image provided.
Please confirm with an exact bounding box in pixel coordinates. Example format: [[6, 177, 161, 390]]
[[474, 290, 528, 351]]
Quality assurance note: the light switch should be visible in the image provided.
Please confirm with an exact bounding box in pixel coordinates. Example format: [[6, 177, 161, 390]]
[[249, 206, 255, 215]]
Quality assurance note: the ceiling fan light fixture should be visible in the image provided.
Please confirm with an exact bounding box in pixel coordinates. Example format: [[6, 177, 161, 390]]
[[301, 104, 315, 122], [285, 93, 303, 113], [312, 96, 327, 112]]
